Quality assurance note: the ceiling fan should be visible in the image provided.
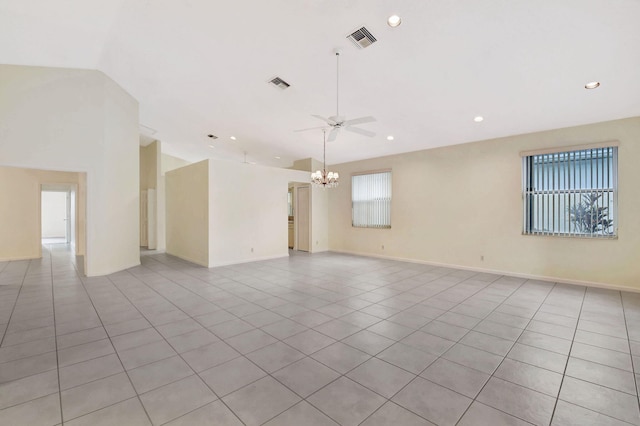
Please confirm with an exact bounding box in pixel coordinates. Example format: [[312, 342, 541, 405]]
[[295, 49, 376, 142]]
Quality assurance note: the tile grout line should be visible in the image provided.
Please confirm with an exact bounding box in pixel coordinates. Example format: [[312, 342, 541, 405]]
[[103, 271, 247, 426], [46, 246, 66, 425], [63, 259, 155, 425], [354, 273, 519, 425], [547, 284, 587, 426], [0, 258, 29, 348], [450, 281, 561, 426], [130, 256, 501, 425], [619, 291, 640, 415]]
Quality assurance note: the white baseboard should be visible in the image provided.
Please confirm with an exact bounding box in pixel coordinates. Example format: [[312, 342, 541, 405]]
[[210, 253, 290, 268], [165, 251, 209, 267], [330, 249, 640, 293], [0, 255, 40, 262]]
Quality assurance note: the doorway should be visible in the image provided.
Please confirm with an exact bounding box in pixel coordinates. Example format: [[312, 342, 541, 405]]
[[41, 185, 77, 253]]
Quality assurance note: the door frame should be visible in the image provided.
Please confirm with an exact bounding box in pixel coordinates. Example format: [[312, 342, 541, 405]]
[[40, 183, 78, 253], [294, 184, 311, 252]]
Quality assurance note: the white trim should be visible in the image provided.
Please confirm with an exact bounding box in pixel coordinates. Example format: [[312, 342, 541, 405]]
[[85, 260, 141, 277], [164, 251, 209, 267], [330, 249, 640, 293], [209, 254, 290, 268]]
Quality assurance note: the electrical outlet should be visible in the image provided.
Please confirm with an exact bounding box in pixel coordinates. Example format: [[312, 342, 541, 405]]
[[251, 248, 254, 253], [381, 245, 385, 250], [480, 255, 484, 261], [316, 240, 318, 245]]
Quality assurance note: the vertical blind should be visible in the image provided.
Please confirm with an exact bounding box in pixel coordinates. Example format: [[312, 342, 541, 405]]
[[352, 171, 391, 228], [523, 146, 617, 238]]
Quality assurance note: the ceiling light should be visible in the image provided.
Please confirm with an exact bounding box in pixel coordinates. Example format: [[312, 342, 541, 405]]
[[474, 116, 484, 122], [387, 15, 402, 27], [387, 135, 394, 141], [275, 156, 281, 159], [208, 144, 215, 148], [311, 130, 339, 189], [230, 136, 237, 140], [585, 81, 600, 89]]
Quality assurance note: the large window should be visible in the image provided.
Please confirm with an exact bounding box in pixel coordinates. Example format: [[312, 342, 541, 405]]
[[522, 145, 617, 238], [352, 171, 391, 228]]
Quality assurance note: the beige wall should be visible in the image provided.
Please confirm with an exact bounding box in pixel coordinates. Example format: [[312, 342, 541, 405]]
[[0, 64, 139, 276], [0, 167, 86, 260], [165, 160, 209, 266], [140, 142, 159, 190], [329, 117, 640, 290]]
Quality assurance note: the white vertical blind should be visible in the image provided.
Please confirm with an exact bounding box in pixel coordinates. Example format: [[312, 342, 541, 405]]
[[352, 171, 391, 228], [523, 147, 617, 238]]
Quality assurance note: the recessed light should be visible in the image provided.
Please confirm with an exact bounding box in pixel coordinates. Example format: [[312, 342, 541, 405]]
[[207, 134, 217, 139], [386, 135, 394, 141], [585, 81, 600, 89], [387, 15, 402, 27], [248, 161, 257, 165], [230, 136, 237, 140], [208, 144, 215, 148], [474, 116, 484, 122], [275, 156, 281, 159]]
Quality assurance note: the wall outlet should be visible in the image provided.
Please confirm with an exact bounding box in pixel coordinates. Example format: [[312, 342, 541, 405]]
[[381, 245, 385, 250], [316, 240, 318, 245], [480, 255, 484, 261], [251, 248, 254, 253]]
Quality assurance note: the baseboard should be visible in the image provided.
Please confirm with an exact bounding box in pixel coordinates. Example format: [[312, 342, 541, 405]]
[[209, 253, 290, 268], [329, 249, 640, 293], [0, 255, 41, 262], [86, 259, 142, 277], [165, 251, 209, 267]]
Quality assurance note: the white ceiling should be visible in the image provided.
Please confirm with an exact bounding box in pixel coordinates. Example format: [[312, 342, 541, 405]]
[[2, 0, 640, 167]]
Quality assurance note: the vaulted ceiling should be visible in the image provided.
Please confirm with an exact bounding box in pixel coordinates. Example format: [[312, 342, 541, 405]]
[[2, 0, 639, 166]]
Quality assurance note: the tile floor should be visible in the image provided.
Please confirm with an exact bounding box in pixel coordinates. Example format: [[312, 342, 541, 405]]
[[1, 245, 639, 425]]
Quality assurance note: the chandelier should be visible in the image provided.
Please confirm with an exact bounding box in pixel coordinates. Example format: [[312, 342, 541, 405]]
[[311, 130, 339, 188]]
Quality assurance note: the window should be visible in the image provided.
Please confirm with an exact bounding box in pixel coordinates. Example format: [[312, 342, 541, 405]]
[[352, 171, 391, 228], [522, 145, 617, 238]]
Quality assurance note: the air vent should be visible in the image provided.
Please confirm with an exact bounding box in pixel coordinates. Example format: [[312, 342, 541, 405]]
[[269, 77, 290, 90], [347, 26, 377, 49]]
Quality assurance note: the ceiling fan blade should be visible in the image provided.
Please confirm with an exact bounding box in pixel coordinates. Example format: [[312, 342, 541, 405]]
[[343, 116, 376, 126], [327, 127, 340, 142], [311, 115, 337, 125], [294, 125, 328, 133], [344, 126, 376, 137]]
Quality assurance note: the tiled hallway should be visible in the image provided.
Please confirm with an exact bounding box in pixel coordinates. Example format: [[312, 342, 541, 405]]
[[1, 246, 639, 425]]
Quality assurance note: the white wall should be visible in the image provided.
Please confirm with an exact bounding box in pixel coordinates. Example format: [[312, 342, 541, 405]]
[[329, 117, 640, 290], [41, 191, 67, 238], [165, 160, 209, 266], [0, 64, 139, 276], [207, 159, 327, 267]]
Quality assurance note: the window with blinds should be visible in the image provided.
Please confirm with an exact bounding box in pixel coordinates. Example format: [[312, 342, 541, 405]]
[[522, 145, 617, 238], [352, 171, 391, 228]]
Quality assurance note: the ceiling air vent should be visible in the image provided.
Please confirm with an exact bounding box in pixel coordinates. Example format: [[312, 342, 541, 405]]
[[269, 77, 290, 90], [347, 26, 377, 49]]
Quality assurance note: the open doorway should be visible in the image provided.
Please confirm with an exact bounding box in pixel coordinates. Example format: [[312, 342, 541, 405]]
[[41, 184, 77, 253]]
